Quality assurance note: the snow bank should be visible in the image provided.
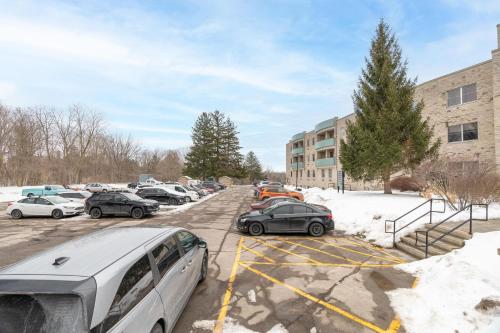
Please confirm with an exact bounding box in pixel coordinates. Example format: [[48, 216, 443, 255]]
[[388, 232, 500, 333], [192, 317, 288, 332], [297, 187, 499, 247], [0, 187, 23, 203]]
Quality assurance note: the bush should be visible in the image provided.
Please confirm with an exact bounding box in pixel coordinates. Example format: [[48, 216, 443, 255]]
[[416, 159, 500, 210], [390, 176, 423, 192]]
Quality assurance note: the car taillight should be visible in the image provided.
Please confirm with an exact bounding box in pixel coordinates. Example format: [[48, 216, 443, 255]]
[[7, 202, 13, 206], [327, 213, 333, 220]]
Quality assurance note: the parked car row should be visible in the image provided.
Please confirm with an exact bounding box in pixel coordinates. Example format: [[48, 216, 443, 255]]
[[237, 188, 334, 237]]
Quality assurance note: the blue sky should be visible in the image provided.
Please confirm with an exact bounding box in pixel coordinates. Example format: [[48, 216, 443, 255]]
[[0, 0, 499, 170]]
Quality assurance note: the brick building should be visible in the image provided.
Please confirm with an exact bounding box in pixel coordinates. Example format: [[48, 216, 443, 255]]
[[286, 24, 500, 189]]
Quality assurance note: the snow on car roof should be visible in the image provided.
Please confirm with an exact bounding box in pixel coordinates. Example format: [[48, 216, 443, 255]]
[[0, 227, 178, 278]]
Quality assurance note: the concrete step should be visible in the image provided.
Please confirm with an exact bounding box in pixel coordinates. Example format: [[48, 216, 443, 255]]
[[405, 232, 463, 252], [400, 236, 447, 256], [424, 224, 472, 240], [395, 242, 426, 260]]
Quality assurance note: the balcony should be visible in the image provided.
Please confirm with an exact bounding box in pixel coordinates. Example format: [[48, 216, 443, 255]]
[[291, 131, 305, 142], [315, 158, 336, 168], [291, 146, 304, 155], [291, 162, 305, 169], [315, 117, 337, 133], [315, 138, 335, 150]]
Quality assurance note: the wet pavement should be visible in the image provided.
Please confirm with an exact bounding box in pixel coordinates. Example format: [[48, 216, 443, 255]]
[[0, 186, 416, 333]]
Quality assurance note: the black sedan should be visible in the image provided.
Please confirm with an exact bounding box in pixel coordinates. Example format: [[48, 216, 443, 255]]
[[135, 187, 186, 205], [236, 202, 334, 237], [85, 191, 159, 219]]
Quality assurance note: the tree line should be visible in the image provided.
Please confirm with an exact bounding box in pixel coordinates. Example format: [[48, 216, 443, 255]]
[[0, 103, 184, 186]]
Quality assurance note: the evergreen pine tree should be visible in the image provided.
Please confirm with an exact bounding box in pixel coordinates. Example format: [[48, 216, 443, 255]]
[[184, 110, 245, 179], [244, 151, 263, 182], [340, 20, 440, 194]]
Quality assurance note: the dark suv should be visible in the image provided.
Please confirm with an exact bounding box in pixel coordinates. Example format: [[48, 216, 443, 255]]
[[135, 187, 186, 205], [85, 192, 160, 219]]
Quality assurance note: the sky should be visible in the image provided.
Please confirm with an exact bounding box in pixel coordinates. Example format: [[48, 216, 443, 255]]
[[0, 0, 499, 171]]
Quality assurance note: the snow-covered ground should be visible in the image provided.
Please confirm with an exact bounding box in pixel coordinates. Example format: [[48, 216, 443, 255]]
[[389, 232, 500, 333], [192, 317, 289, 333], [294, 187, 498, 247]]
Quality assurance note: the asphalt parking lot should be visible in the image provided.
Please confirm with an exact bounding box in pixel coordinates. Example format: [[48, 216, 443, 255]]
[[0, 186, 416, 333]]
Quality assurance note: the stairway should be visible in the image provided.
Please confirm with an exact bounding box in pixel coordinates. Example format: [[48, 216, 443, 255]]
[[395, 223, 472, 259]]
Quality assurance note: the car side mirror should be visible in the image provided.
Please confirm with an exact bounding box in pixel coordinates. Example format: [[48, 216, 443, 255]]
[[269, 214, 274, 219], [198, 239, 207, 249]]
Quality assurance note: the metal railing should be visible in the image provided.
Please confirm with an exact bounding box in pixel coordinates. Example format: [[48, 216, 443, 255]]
[[385, 198, 446, 247], [415, 204, 488, 258]]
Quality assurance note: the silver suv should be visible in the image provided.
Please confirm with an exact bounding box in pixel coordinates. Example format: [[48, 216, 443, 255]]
[[0, 227, 208, 333]]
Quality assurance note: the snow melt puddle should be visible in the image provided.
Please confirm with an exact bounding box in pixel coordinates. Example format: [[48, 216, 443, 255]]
[[192, 317, 288, 332]]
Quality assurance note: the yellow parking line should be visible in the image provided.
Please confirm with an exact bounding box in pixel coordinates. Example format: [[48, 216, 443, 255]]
[[241, 244, 275, 263], [386, 277, 419, 332], [347, 238, 406, 264], [278, 238, 363, 265], [214, 237, 243, 333], [251, 238, 322, 264], [306, 238, 402, 264], [238, 261, 396, 268], [239, 262, 387, 333]]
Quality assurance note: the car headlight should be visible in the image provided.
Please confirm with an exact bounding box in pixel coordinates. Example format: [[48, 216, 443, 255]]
[[63, 206, 74, 209], [240, 218, 247, 223]]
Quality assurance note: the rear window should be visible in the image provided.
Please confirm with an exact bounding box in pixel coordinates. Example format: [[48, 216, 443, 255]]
[[0, 294, 86, 333]]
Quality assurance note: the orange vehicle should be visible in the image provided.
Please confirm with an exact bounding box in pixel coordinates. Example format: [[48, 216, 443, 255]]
[[258, 187, 304, 201]]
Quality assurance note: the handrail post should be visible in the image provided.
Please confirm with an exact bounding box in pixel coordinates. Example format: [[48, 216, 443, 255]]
[[429, 199, 433, 224], [469, 205, 473, 235], [393, 221, 396, 247], [425, 233, 429, 258]]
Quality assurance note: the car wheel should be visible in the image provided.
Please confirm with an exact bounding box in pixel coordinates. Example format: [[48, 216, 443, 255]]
[[168, 198, 178, 205], [199, 251, 208, 283], [248, 222, 264, 236], [185, 196, 191, 203], [102, 189, 107, 192], [150, 322, 163, 333], [90, 208, 102, 219], [131, 207, 144, 219], [11, 209, 22, 219], [52, 209, 63, 219], [309, 222, 325, 237]]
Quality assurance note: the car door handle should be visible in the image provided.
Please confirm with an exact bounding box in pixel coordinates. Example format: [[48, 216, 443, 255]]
[[181, 266, 187, 273], [187, 260, 192, 266]]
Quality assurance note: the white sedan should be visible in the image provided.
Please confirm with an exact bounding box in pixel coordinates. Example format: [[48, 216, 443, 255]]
[[6, 196, 85, 219]]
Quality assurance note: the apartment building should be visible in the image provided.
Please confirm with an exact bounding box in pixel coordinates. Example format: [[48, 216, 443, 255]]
[[286, 24, 500, 189]]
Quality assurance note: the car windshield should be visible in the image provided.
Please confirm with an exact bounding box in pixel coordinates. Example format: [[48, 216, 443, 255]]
[[0, 294, 86, 333], [47, 197, 70, 204], [122, 193, 144, 201]]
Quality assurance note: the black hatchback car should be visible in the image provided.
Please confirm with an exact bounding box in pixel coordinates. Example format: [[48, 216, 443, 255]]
[[135, 187, 186, 205], [85, 191, 160, 219], [236, 202, 334, 237]]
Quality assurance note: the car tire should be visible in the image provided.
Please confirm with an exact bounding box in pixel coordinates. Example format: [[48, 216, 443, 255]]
[[102, 189, 107, 192], [185, 196, 191, 203], [168, 198, 178, 205], [11, 209, 22, 219], [309, 222, 325, 237], [131, 207, 144, 219], [90, 208, 102, 219], [199, 251, 208, 283], [248, 222, 264, 236], [150, 322, 163, 333], [52, 209, 63, 219]]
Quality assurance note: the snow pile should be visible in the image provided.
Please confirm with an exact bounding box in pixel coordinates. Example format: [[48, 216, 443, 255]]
[[298, 187, 499, 246], [192, 317, 288, 332], [0, 187, 23, 203], [388, 232, 500, 333]]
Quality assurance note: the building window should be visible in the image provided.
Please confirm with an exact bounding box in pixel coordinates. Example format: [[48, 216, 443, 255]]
[[328, 168, 332, 178], [447, 84, 477, 107], [312, 138, 315, 145], [321, 169, 325, 178], [307, 170, 310, 177], [299, 170, 302, 178], [312, 170, 315, 178], [312, 154, 315, 161], [448, 122, 478, 142], [307, 139, 309, 147]]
